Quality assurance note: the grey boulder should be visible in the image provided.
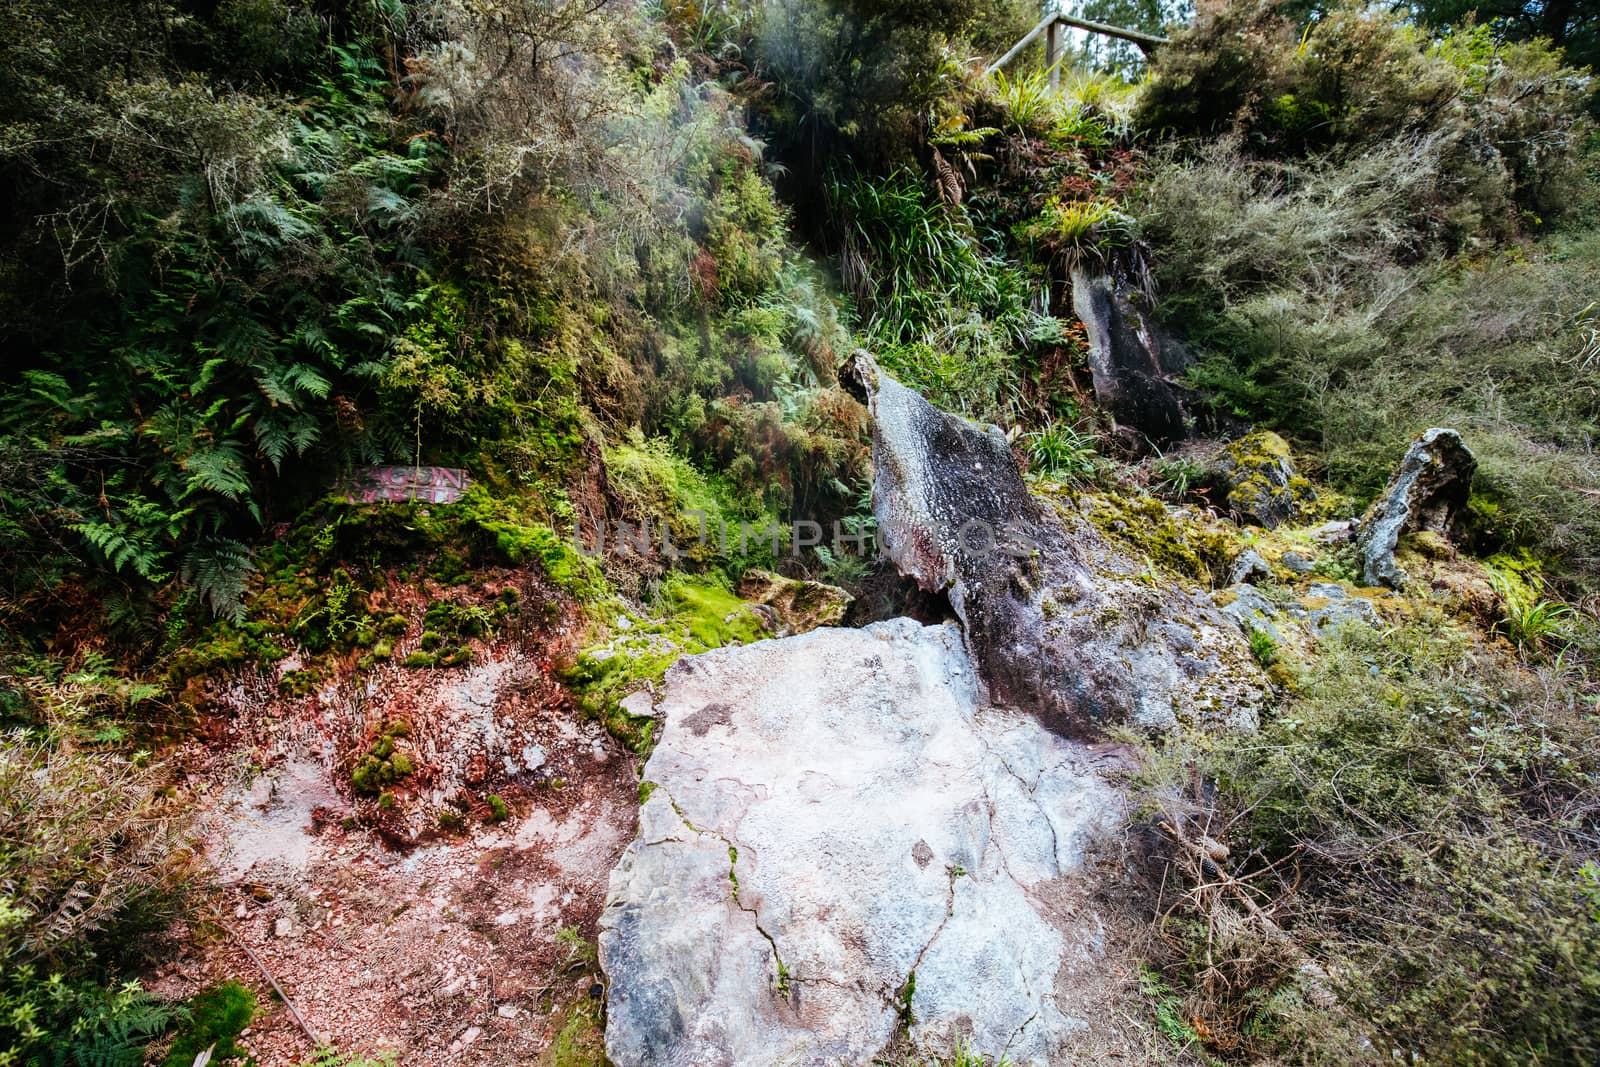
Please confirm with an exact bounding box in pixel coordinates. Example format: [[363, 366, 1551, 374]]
[[1357, 429, 1476, 588], [599, 619, 1125, 1067], [841, 351, 1264, 736]]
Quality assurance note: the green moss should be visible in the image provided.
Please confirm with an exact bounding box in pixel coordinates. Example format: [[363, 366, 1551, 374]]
[[1082, 492, 1236, 585], [402, 651, 438, 669], [163, 981, 256, 1067], [667, 581, 770, 647], [169, 626, 290, 683], [565, 580, 772, 754], [351, 720, 416, 795], [638, 780, 658, 805], [277, 668, 322, 698], [486, 794, 509, 822]]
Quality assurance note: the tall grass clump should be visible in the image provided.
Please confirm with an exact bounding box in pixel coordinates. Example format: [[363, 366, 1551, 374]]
[[830, 168, 1058, 421]]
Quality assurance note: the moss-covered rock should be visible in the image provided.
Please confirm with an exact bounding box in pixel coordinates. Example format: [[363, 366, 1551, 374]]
[[1213, 431, 1317, 529], [735, 570, 852, 635]]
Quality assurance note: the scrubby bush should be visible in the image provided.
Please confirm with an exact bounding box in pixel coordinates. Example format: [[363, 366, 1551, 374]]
[[1130, 615, 1600, 1063], [0, 666, 192, 1066], [1136, 5, 1600, 578]]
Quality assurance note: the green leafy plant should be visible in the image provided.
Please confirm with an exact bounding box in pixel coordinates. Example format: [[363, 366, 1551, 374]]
[[161, 982, 256, 1067], [1246, 627, 1279, 668], [1487, 569, 1577, 657], [1023, 424, 1101, 484], [298, 1046, 397, 1067]]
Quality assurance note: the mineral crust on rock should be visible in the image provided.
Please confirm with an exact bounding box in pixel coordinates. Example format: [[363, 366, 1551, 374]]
[[1357, 428, 1476, 588], [600, 619, 1125, 1067]]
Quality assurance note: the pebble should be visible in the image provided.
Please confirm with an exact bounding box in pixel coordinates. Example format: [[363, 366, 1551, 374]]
[[496, 1004, 519, 1019]]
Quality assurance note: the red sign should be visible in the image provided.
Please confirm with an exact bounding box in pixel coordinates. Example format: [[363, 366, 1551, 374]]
[[349, 466, 471, 504]]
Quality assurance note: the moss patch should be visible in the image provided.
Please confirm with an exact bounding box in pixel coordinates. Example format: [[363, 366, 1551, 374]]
[[1082, 492, 1237, 586], [565, 578, 773, 753]]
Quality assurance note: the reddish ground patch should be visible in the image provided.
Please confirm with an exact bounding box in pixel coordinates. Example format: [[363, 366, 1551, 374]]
[[151, 573, 638, 1065]]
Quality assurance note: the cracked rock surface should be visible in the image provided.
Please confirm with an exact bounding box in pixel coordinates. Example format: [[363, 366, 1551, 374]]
[[599, 618, 1123, 1067], [1357, 427, 1477, 588]]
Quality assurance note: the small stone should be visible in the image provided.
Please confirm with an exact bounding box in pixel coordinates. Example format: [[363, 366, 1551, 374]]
[[460, 1026, 481, 1046], [496, 1004, 519, 1020], [274, 917, 296, 939], [1311, 520, 1352, 543], [1280, 551, 1315, 575], [1227, 550, 1272, 586]]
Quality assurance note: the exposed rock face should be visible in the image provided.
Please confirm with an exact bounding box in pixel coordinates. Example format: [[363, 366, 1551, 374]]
[[841, 351, 1263, 735], [600, 619, 1124, 1067], [735, 569, 852, 635], [1357, 428, 1477, 588], [1213, 431, 1316, 529], [1227, 548, 1272, 586], [1070, 266, 1190, 446]]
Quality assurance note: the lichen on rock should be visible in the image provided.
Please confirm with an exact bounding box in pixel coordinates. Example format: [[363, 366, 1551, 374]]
[[1212, 430, 1318, 530], [1356, 428, 1477, 588], [735, 569, 852, 635]]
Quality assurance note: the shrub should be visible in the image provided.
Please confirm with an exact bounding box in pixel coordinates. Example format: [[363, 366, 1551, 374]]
[[1129, 614, 1600, 1063]]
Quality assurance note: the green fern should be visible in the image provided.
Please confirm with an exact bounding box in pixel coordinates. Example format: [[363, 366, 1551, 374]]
[[298, 1046, 397, 1067], [179, 539, 256, 623]]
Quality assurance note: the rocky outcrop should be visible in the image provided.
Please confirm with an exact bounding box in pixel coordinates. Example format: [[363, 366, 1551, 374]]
[[1357, 428, 1476, 588], [1213, 431, 1316, 529], [735, 570, 852, 635], [1069, 266, 1190, 447], [841, 351, 1264, 735], [599, 619, 1125, 1067]]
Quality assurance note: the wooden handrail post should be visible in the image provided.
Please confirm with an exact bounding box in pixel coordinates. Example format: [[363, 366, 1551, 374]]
[[983, 12, 1169, 78], [1046, 19, 1061, 90]]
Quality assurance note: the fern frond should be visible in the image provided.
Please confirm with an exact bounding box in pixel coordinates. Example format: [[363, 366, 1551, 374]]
[[179, 538, 256, 622]]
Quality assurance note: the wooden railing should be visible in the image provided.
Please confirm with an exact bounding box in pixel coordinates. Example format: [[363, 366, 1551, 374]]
[[985, 12, 1168, 88]]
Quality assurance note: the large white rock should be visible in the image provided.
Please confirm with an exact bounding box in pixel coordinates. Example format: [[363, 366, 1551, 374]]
[[599, 618, 1123, 1066]]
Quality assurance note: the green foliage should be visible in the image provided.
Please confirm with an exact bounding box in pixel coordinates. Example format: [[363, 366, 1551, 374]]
[[0, 671, 186, 976], [565, 578, 774, 752], [297, 1046, 397, 1067], [1486, 568, 1579, 657], [0, 15, 441, 623], [1137, 14, 1600, 576], [605, 431, 783, 577], [1245, 626, 1278, 667], [1132, 615, 1600, 1063], [832, 168, 1057, 420], [988, 67, 1113, 147], [1023, 423, 1103, 484], [161, 982, 256, 1067], [0, 974, 184, 1067], [755, 0, 1035, 168]]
